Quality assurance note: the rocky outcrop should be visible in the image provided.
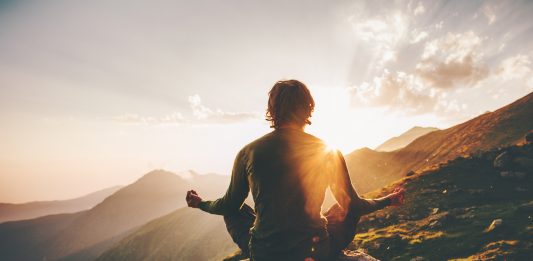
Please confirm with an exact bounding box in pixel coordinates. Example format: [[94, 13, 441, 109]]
[[493, 151, 512, 169]]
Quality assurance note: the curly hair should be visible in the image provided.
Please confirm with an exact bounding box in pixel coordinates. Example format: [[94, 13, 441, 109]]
[[266, 80, 315, 129]]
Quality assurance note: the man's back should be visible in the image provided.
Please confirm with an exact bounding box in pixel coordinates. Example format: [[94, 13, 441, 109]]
[[244, 128, 332, 257], [187, 79, 403, 261]]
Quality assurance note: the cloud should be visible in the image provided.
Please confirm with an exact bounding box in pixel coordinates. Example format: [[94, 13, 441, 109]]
[[187, 95, 259, 123], [349, 70, 437, 115], [349, 70, 469, 117], [113, 112, 186, 124], [410, 29, 428, 43], [495, 54, 531, 81], [435, 21, 444, 30], [413, 2, 426, 16], [415, 31, 489, 88], [113, 95, 259, 125], [350, 12, 408, 65], [483, 4, 496, 25]]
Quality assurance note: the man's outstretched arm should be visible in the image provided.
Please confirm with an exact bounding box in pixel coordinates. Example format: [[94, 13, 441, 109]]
[[187, 149, 249, 216], [329, 150, 404, 216]]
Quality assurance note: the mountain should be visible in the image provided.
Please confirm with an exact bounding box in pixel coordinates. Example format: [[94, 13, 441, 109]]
[[352, 142, 533, 260], [0, 170, 229, 261], [0, 186, 121, 223], [375, 126, 439, 152], [346, 92, 533, 194], [96, 207, 236, 261], [0, 212, 86, 261]]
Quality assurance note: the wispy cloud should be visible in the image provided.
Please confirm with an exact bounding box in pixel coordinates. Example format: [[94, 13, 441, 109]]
[[413, 2, 426, 16], [350, 12, 409, 66], [113, 95, 259, 125], [483, 3, 497, 25], [495, 54, 531, 81]]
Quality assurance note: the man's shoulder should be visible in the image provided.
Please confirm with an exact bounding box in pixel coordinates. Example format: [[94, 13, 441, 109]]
[[245, 130, 328, 150], [237, 131, 274, 155]]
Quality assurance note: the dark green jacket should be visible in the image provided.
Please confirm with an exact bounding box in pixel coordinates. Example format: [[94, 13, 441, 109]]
[[199, 129, 388, 257]]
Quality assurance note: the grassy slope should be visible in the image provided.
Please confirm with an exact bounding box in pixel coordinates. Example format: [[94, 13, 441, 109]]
[[351, 143, 533, 260]]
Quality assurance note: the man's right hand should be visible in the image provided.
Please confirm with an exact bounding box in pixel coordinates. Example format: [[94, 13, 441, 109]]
[[186, 190, 202, 208]]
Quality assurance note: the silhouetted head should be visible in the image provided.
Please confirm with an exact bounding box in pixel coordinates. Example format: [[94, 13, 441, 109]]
[[266, 79, 315, 129]]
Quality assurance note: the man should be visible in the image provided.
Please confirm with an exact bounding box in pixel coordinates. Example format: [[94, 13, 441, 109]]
[[186, 80, 405, 261]]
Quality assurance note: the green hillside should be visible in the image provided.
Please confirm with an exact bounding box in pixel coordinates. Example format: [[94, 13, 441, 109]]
[[352, 142, 533, 260]]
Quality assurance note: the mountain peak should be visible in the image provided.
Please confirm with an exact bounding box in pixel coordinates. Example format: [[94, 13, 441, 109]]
[[376, 126, 439, 152], [136, 169, 183, 183]]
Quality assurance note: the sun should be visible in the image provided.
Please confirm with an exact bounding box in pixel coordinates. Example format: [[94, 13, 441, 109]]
[[306, 86, 354, 152], [306, 85, 417, 153]]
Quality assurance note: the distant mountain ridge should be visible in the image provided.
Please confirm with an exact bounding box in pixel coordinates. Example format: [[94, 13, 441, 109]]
[[347, 91, 533, 194], [0, 170, 229, 261], [0, 186, 122, 223], [375, 126, 439, 152]]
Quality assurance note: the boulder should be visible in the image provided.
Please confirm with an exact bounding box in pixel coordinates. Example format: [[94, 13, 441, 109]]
[[500, 171, 527, 179], [517, 201, 533, 213], [338, 250, 380, 261], [525, 131, 533, 143], [493, 151, 512, 169], [485, 219, 503, 232]]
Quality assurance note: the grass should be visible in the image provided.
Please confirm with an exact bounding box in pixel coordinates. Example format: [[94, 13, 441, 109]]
[[351, 144, 533, 260]]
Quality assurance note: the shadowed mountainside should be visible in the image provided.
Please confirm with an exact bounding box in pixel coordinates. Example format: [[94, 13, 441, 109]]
[[346, 91, 533, 194], [0, 186, 121, 224], [0, 170, 229, 261], [375, 126, 439, 152], [353, 142, 533, 260], [96, 207, 236, 261]]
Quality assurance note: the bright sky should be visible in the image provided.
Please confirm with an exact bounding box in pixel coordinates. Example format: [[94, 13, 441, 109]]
[[1, 0, 532, 203]]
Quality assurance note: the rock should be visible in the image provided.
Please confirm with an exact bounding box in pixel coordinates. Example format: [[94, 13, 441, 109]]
[[517, 201, 533, 213], [223, 250, 248, 261], [431, 208, 439, 215], [410, 257, 424, 261], [406, 170, 415, 177], [500, 171, 527, 179], [493, 151, 512, 169], [429, 220, 441, 229], [428, 211, 453, 228], [338, 250, 380, 261], [525, 131, 533, 143], [467, 189, 485, 195], [485, 219, 503, 232]]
